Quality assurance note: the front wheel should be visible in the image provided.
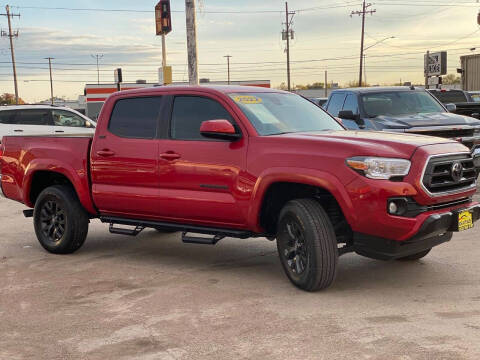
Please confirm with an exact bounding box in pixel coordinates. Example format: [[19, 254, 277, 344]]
[[276, 199, 338, 291], [33, 185, 89, 254]]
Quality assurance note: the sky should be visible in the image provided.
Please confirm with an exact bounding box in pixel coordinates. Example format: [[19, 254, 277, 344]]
[[1, 0, 480, 102]]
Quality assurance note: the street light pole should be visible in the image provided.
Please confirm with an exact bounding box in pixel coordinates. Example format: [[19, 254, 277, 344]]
[[45, 57, 54, 105], [224, 55, 232, 85], [363, 36, 395, 86]]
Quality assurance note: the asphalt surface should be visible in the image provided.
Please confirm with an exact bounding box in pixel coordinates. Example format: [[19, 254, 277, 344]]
[[1, 189, 479, 360]]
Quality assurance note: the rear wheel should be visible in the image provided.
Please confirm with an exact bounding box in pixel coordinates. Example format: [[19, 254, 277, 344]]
[[33, 185, 89, 254], [276, 199, 338, 291], [397, 248, 431, 261]]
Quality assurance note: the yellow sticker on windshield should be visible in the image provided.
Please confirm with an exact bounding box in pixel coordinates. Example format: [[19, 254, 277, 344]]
[[233, 95, 263, 104]]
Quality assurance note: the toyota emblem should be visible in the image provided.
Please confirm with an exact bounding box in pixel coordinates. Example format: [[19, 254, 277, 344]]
[[451, 162, 463, 182]]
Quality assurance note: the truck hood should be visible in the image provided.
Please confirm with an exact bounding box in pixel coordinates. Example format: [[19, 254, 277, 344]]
[[274, 130, 460, 159], [374, 112, 480, 129]]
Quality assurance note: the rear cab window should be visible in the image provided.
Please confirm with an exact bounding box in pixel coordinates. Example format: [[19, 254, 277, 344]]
[[108, 97, 162, 139]]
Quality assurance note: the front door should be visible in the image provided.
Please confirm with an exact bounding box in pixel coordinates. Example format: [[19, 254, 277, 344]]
[[90, 96, 163, 217], [156, 94, 248, 227]]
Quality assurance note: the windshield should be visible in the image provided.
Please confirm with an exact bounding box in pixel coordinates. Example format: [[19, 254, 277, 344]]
[[229, 92, 343, 135], [361, 91, 445, 117]]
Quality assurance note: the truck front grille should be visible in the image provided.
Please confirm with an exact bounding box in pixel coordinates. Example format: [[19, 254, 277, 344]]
[[422, 153, 477, 195], [411, 128, 474, 139]]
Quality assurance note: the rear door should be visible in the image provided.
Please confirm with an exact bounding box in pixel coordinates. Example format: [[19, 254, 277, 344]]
[[1, 109, 54, 137], [155, 94, 248, 227], [0, 110, 18, 140], [90, 96, 163, 217]]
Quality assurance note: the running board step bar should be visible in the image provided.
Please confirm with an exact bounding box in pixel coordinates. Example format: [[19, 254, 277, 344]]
[[100, 216, 254, 239], [182, 232, 225, 245], [109, 223, 144, 236]]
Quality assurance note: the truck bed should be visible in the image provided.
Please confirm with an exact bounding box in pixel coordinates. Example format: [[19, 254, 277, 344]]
[[0, 135, 95, 213]]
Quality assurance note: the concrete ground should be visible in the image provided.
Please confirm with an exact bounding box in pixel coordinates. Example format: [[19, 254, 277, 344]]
[[1, 190, 479, 360]]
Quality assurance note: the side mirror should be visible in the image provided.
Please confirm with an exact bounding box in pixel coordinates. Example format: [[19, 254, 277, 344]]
[[85, 120, 94, 128], [445, 103, 457, 112], [338, 110, 357, 120], [200, 119, 241, 141], [338, 110, 365, 128]]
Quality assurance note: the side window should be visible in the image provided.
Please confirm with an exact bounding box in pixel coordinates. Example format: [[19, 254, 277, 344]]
[[326, 93, 346, 117], [15, 110, 53, 125], [170, 96, 234, 140], [0, 110, 16, 124], [342, 94, 359, 115], [52, 109, 87, 127], [108, 97, 162, 139]]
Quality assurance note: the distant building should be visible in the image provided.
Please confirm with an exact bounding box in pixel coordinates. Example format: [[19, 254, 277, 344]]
[[36, 96, 86, 114], [84, 80, 271, 120]]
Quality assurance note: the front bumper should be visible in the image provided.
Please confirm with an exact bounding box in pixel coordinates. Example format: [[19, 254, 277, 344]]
[[353, 204, 480, 260]]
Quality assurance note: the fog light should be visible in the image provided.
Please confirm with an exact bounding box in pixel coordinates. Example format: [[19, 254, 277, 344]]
[[388, 201, 398, 214]]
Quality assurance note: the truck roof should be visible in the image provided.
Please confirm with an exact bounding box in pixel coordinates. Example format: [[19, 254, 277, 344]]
[[116, 85, 287, 97], [332, 86, 420, 94]]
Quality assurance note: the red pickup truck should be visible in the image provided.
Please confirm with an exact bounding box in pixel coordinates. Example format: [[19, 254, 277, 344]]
[[1, 86, 479, 291]]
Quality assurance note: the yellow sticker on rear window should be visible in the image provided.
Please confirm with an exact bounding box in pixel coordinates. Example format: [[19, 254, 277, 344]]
[[233, 95, 263, 104]]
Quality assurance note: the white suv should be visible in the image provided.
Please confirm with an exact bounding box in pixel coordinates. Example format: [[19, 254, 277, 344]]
[[0, 105, 96, 142]]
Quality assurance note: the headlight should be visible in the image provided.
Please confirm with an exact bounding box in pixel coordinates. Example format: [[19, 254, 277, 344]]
[[346, 157, 411, 179]]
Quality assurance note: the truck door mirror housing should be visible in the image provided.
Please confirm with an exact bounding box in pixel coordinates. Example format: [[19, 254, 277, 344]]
[[338, 110, 365, 128], [445, 103, 457, 112], [200, 119, 241, 141], [338, 110, 357, 120]]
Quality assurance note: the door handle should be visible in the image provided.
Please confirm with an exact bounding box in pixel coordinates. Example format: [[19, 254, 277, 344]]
[[160, 151, 181, 160], [55, 130, 64, 133], [96, 149, 115, 157], [13, 129, 23, 132]]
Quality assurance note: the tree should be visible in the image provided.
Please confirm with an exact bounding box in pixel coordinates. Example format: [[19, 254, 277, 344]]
[[0, 93, 25, 105], [345, 80, 370, 88], [442, 74, 461, 85]]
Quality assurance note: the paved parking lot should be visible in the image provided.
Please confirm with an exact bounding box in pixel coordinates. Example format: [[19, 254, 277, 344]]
[[1, 189, 480, 359]]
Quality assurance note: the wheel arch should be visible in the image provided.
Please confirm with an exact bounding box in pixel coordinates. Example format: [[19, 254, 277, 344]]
[[248, 168, 355, 234], [23, 160, 96, 215]]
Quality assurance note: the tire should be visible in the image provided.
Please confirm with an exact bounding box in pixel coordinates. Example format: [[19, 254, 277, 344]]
[[276, 199, 338, 291], [397, 248, 431, 261], [33, 185, 89, 254]]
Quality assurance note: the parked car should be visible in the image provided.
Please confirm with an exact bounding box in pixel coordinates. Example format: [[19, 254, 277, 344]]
[[324, 87, 480, 151], [428, 89, 480, 120], [1, 86, 479, 291], [468, 91, 480, 102], [0, 105, 95, 143], [308, 97, 328, 108]]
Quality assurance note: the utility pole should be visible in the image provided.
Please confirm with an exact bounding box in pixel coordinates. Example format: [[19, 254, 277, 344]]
[[45, 57, 54, 105], [162, 34, 167, 68], [91, 54, 103, 84], [324, 70, 328, 97], [351, 1, 375, 87], [283, 2, 295, 91], [1, 5, 20, 104], [425, 50, 430, 89], [185, 0, 199, 85], [363, 54, 366, 86], [224, 55, 232, 84]]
